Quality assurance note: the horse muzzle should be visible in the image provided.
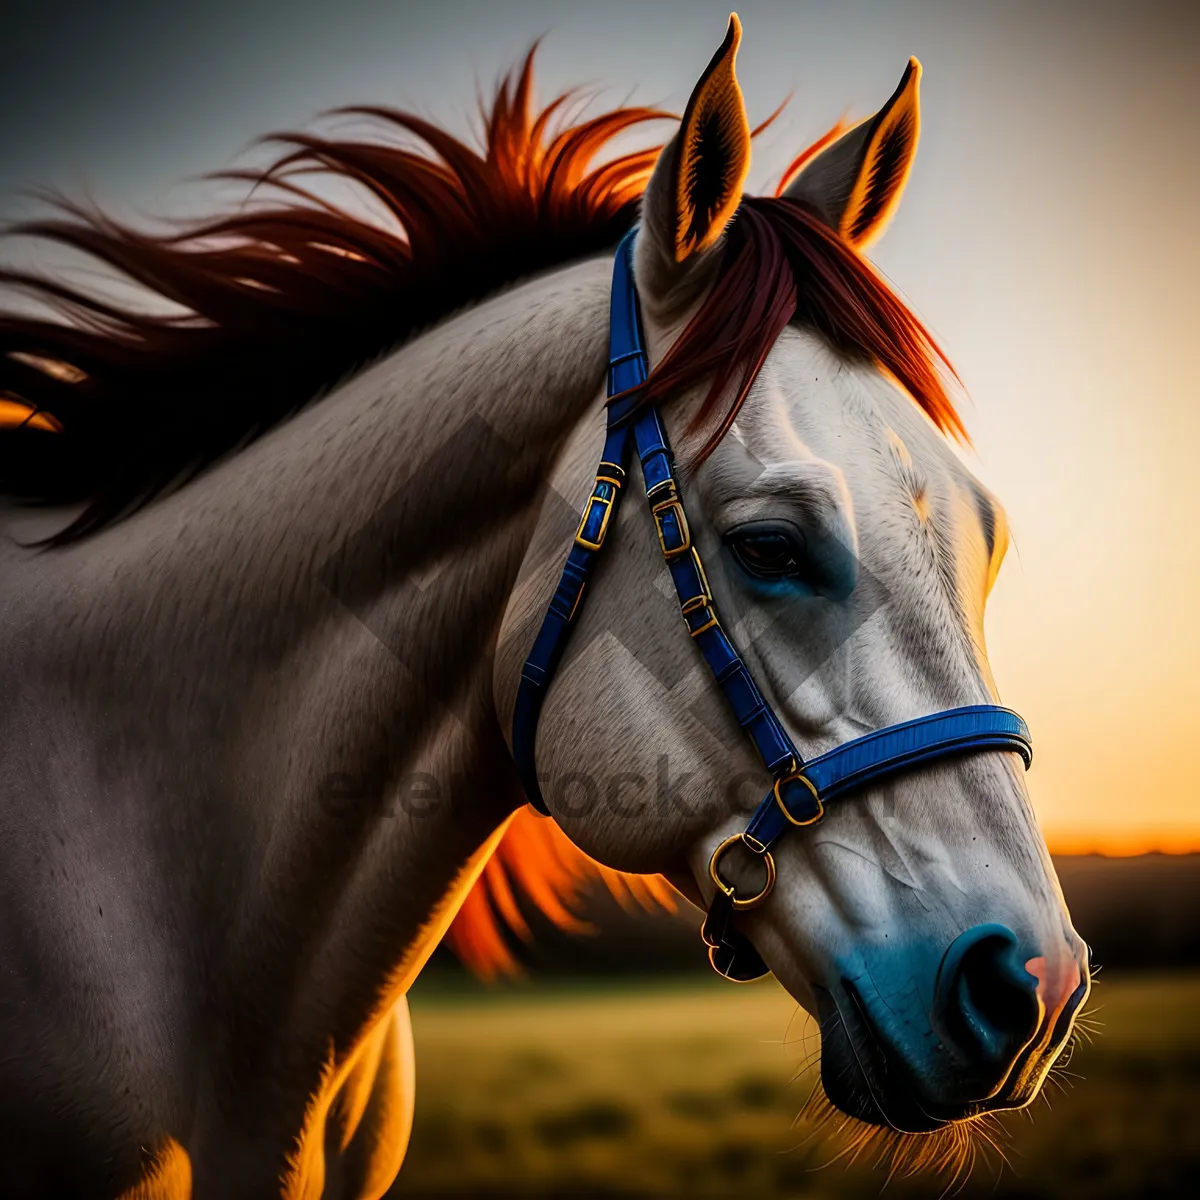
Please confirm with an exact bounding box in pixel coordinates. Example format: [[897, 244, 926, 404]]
[[816, 925, 1090, 1132]]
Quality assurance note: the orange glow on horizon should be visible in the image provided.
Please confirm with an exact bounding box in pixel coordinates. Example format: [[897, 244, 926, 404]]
[[1046, 830, 1200, 858]]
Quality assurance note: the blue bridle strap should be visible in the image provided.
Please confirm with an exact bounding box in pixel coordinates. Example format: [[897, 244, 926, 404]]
[[741, 705, 1031, 851], [511, 242, 646, 815], [512, 228, 1033, 981]]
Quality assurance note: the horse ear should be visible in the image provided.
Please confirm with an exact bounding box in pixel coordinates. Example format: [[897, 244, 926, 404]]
[[637, 14, 751, 299], [782, 58, 921, 250]]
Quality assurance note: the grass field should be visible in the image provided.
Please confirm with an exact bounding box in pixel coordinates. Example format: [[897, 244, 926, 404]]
[[392, 971, 1200, 1198]]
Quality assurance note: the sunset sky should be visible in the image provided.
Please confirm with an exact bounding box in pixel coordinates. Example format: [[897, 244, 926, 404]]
[[2, 0, 1196, 853]]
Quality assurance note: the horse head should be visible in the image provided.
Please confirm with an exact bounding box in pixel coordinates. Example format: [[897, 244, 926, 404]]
[[501, 15, 1089, 1144]]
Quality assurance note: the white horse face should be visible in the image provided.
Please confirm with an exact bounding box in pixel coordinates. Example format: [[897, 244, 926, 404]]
[[510, 18, 1089, 1136], [696, 331, 1088, 1131]]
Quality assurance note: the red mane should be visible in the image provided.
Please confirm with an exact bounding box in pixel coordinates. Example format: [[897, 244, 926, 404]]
[[0, 51, 668, 543]]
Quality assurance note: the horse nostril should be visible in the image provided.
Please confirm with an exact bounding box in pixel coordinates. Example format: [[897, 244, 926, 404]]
[[935, 924, 1041, 1067]]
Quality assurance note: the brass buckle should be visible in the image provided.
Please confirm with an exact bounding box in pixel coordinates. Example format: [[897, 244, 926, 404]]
[[773, 766, 824, 826], [651, 495, 691, 559], [709, 834, 776, 912], [574, 467, 623, 551], [680, 547, 718, 635], [574, 495, 612, 551]]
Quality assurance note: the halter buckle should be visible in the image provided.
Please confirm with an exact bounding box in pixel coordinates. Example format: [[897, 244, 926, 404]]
[[679, 549, 717, 634], [708, 834, 776, 911], [773, 765, 824, 826], [574, 466, 624, 551], [651, 494, 691, 559], [680, 593, 718, 635]]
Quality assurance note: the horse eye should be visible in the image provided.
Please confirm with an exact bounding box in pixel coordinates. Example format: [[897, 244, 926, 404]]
[[726, 521, 807, 580]]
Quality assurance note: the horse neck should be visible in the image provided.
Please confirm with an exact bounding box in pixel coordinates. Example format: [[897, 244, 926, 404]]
[[164, 253, 614, 636], [100, 250, 613, 728]]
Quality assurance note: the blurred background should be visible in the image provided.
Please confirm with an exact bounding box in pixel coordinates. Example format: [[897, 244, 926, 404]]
[[3, 0, 1198, 1195]]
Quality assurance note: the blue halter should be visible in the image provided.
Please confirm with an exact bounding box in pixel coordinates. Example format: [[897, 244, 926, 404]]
[[512, 229, 1032, 981]]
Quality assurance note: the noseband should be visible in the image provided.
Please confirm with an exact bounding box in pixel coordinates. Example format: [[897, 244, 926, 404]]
[[512, 229, 1032, 982]]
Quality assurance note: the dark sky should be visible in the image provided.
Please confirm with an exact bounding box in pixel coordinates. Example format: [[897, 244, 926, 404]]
[[3, 0, 1195, 207], [1, 0, 1199, 849]]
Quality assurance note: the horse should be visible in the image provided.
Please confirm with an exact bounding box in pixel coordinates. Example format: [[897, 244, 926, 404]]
[[0, 14, 1089, 1198]]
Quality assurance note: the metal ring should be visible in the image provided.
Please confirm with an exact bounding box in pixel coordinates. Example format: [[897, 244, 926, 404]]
[[773, 769, 824, 827], [708, 835, 776, 912]]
